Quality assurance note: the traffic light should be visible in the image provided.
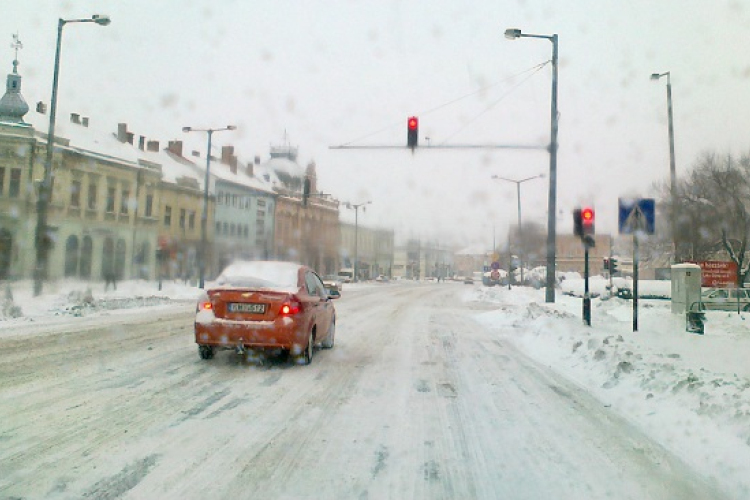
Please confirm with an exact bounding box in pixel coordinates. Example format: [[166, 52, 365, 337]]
[[581, 207, 595, 236], [609, 257, 619, 275], [603, 258, 610, 273], [407, 116, 418, 148], [573, 208, 583, 237]]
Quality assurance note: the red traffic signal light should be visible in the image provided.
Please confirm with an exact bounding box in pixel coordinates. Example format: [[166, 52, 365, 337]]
[[581, 207, 594, 234], [574, 206, 595, 241], [407, 116, 418, 148], [581, 207, 594, 226]]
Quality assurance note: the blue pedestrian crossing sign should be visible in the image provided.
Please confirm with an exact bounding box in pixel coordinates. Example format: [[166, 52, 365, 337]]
[[618, 198, 655, 235]]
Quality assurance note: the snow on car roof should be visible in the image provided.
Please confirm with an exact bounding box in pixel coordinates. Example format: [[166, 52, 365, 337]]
[[215, 261, 302, 288]]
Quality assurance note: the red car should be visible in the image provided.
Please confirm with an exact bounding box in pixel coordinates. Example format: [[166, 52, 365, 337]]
[[194, 261, 338, 364]]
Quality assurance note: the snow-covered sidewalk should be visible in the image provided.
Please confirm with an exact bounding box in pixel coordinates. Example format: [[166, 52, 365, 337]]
[[0, 278, 201, 336], [468, 285, 750, 499]]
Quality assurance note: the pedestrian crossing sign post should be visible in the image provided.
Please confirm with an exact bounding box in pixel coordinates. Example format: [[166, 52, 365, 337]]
[[618, 198, 655, 332]]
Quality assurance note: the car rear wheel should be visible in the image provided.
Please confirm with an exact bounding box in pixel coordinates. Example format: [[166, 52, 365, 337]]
[[294, 331, 314, 365], [321, 320, 335, 349], [198, 345, 214, 360]]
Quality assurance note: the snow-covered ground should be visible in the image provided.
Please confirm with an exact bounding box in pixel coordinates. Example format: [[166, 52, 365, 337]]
[[2, 277, 750, 497], [468, 284, 750, 498]]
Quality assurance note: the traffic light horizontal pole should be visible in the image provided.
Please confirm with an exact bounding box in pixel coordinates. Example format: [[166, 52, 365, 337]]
[[330, 144, 547, 150]]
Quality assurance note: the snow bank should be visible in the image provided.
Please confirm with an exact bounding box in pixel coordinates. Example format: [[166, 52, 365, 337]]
[[468, 286, 750, 498]]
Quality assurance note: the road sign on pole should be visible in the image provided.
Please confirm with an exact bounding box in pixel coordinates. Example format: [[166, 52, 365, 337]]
[[618, 198, 655, 235]]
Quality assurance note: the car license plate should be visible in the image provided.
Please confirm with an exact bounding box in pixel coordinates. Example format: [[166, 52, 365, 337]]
[[228, 302, 266, 314]]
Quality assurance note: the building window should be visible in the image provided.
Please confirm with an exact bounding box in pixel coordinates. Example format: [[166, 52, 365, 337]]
[[164, 205, 172, 226], [224, 193, 231, 205], [257, 209, 265, 217], [106, 186, 116, 212], [244, 225, 249, 238], [80, 235, 93, 278], [120, 189, 130, 214], [215, 221, 221, 235], [179, 208, 186, 229], [217, 191, 223, 204], [145, 194, 153, 217], [70, 180, 81, 207], [64, 235, 79, 277], [230, 223, 236, 237], [9, 168, 21, 198], [245, 197, 251, 209], [87, 182, 97, 209], [115, 239, 127, 279], [0, 167, 5, 194], [222, 222, 228, 235], [188, 211, 195, 230], [257, 199, 266, 207]]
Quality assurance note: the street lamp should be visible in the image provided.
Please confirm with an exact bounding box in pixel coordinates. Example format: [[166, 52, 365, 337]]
[[504, 27, 559, 303], [34, 14, 111, 296], [651, 71, 677, 263], [343, 201, 371, 283], [182, 125, 237, 288], [492, 173, 545, 285]]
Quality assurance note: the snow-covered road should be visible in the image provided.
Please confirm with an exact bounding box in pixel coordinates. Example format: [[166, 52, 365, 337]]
[[0, 283, 727, 499]]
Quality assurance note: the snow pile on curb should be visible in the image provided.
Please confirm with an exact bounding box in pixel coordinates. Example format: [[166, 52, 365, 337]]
[[0, 279, 200, 324]]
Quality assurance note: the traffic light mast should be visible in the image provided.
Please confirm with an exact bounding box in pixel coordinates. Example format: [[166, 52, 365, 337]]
[[573, 206, 596, 326]]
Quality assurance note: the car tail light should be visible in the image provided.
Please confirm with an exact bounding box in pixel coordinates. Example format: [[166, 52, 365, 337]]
[[280, 298, 302, 315], [196, 294, 213, 313]]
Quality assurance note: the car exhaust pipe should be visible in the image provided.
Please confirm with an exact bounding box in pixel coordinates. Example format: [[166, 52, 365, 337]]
[[236, 339, 246, 355]]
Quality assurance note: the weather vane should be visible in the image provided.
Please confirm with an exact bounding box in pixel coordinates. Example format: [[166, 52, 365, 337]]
[[11, 33, 22, 73]]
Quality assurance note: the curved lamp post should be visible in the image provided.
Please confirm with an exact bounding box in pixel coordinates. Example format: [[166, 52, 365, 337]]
[[34, 14, 111, 296], [492, 173, 545, 284], [504, 27, 559, 303], [343, 201, 372, 282], [182, 125, 236, 288]]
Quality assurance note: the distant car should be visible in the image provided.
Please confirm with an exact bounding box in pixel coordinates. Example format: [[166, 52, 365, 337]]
[[463, 276, 474, 284], [322, 275, 343, 291], [337, 268, 354, 283], [375, 274, 389, 282], [194, 261, 338, 365], [700, 287, 750, 311]]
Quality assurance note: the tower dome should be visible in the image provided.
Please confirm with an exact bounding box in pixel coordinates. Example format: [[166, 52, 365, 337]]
[[0, 37, 29, 124]]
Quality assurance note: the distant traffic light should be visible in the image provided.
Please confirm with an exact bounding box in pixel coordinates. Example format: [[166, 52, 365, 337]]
[[407, 116, 418, 148], [581, 207, 595, 236], [573, 208, 583, 237], [609, 257, 619, 275], [603, 258, 610, 273]]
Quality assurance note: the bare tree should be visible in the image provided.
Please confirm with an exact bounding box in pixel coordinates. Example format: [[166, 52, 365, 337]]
[[656, 152, 750, 284]]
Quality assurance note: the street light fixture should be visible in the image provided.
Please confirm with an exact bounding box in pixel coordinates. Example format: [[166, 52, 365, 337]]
[[182, 125, 237, 288], [504, 27, 559, 303], [492, 173, 545, 285], [343, 201, 372, 283], [34, 14, 111, 296], [651, 71, 678, 263]]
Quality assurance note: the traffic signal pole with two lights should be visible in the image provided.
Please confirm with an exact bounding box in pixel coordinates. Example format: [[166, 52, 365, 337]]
[[574, 207, 595, 326]]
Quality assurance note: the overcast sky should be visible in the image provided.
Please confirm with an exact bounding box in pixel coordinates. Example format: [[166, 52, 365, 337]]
[[4, 1, 750, 249]]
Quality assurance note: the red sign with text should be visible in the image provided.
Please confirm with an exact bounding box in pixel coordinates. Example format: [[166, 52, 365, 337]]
[[688, 260, 738, 287]]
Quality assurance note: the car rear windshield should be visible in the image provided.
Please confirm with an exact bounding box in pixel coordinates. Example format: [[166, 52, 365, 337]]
[[215, 262, 300, 288]]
